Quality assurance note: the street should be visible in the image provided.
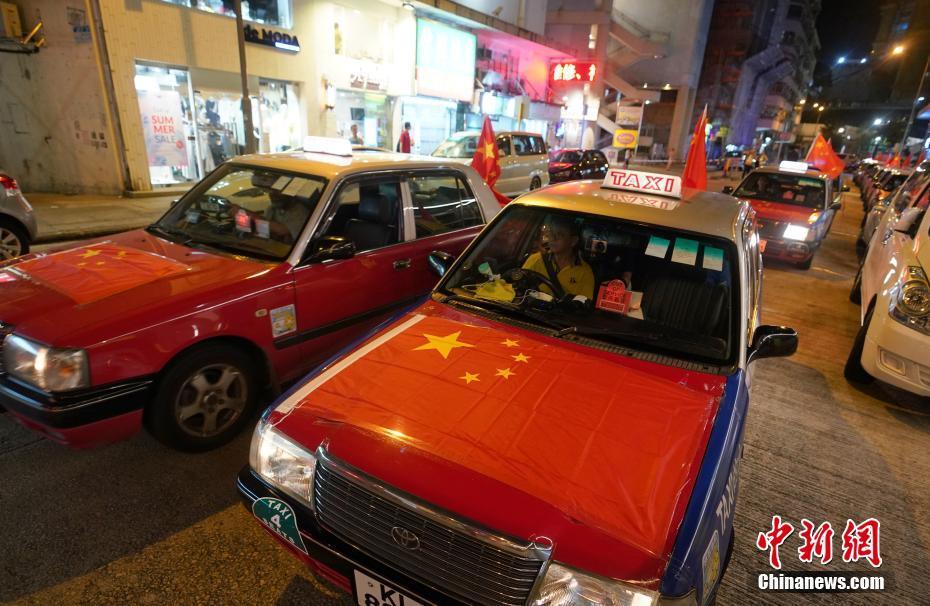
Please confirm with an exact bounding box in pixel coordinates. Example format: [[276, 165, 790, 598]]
[[1, 178, 928, 605]]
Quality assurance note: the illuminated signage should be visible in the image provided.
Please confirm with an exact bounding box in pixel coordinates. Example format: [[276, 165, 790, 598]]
[[602, 169, 682, 199], [244, 24, 300, 52], [550, 62, 597, 84]]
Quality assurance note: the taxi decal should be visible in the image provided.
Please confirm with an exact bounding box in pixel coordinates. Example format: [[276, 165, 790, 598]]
[[252, 497, 308, 554], [270, 304, 297, 337]]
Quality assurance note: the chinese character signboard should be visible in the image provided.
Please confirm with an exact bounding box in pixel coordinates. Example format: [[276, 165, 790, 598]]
[[137, 90, 188, 168], [550, 62, 597, 84]]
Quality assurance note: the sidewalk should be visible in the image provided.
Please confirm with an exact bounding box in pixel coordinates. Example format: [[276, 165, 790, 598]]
[[26, 192, 180, 243]]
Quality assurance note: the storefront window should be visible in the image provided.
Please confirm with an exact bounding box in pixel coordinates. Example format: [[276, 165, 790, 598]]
[[335, 90, 391, 150], [160, 0, 291, 28], [401, 97, 457, 155], [258, 79, 301, 153]]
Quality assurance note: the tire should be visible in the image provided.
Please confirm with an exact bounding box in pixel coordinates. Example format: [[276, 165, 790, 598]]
[[849, 265, 863, 304], [0, 217, 29, 260], [147, 344, 259, 451], [530, 176, 542, 190], [796, 255, 813, 270], [844, 304, 875, 384]]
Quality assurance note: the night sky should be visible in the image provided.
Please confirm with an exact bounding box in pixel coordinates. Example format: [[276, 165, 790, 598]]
[[813, 0, 882, 87]]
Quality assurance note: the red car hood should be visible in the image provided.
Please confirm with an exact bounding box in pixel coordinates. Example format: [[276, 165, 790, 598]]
[[0, 230, 275, 346], [746, 197, 818, 223], [271, 301, 726, 584]]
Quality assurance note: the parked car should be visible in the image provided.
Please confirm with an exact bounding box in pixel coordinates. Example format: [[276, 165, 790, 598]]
[[864, 169, 909, 212], [0, 144, 500, 450], [853, 158, 880, 188], [857, 162, 930, 258], [724, 161, 841, 269], [432, 130, 549, 197], [548, 148, 609, 183], [846, 181, 930, 396], [0, 170, 38, 260], [861, 167, 892, 207], [238, 169, 797, 606]]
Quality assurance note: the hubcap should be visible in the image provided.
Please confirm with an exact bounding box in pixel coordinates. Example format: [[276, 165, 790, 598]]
[[0, 227, 23, 260], [174, 363, 248, 438]]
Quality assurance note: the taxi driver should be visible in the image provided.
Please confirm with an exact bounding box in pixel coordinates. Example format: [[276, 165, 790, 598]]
[[522, 216, 595, 299]]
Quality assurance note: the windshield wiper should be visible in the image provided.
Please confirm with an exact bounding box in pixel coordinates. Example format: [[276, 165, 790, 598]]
[[441, 293, 565, 330], [146, 224, 192, 246], [188, 237, 281, 261], [554, 323, 725, 356]]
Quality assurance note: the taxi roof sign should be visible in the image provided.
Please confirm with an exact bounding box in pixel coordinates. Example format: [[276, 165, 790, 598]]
[[303, 136, 353, 157], [602, 168, 682, 199], [778, 160, 809, 173]]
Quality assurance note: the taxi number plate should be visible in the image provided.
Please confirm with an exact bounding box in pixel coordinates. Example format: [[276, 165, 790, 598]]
[[354, 570, 427, 606]]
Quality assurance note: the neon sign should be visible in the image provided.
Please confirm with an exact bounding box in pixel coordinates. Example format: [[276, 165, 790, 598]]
[[550, 62, 597, 83]]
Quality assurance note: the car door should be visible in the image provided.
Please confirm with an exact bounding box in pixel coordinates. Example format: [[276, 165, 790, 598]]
[[289, 173, 425, 368], [496, 134, 519, 195]]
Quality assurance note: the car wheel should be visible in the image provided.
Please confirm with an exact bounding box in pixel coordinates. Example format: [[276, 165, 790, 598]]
[[0, 218, 29, 260], [147, 344, 258, 451], [530, 176, 542, 190], [849, 265, 863, 304], [797, 256, 813, 270], [844, 304, 875, 384]]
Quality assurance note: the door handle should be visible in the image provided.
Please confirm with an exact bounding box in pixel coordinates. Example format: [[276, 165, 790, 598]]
[[393, 259, 412, 270]]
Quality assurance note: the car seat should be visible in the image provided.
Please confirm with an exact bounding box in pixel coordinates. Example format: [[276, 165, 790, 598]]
[[344, 186, 398, 250], [641, 275, 728, 336]]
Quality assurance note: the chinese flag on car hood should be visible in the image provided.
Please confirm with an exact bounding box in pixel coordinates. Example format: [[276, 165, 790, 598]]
[[805, 134, 844, 179], [470, 116, 511, 206], [681, 105, 708, 190]]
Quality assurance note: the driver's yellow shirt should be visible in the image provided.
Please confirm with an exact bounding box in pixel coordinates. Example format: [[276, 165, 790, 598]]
[[522, 252, 595, 299]]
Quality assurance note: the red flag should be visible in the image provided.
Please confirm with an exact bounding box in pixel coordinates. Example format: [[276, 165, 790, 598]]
[[682, 106, 708, 190], [888, 153, 901, 167], [470, 116, 511, 206], [805, 134, 844, 180]]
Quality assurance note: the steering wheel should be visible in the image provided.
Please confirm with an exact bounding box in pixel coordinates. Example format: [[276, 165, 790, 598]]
[[503, 268, 567, 301]]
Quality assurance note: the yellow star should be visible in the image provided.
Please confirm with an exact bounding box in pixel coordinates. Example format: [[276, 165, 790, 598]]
[[496, 367, 515, 379], [116, 251, 127, 258], [501, 339, 519, 348], [96, 261, 105, 266], [460, 371, 480, 384], [512, 353, 530, 363], [484, 142, 495, 159], [413, 331, 475, 359], [77, 262, 87, 267], [79, 249, 101, 259]]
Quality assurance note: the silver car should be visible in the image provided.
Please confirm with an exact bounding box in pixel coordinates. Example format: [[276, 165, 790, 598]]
[[432, 130, 550, 197], [0, 171, 38, 259]]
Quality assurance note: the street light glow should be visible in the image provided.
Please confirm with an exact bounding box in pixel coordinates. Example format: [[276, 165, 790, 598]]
[[837, 56, 846, 64], [860, 58, 867, 64], [838, 127, 845, 133], [799, 99, 806, 105], [892, 45, 905, 55], [873, 118, 883, 125], [812, 102, 820, 108]]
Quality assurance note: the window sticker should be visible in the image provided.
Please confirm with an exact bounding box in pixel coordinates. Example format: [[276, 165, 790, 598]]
[[703, 246, 724, 271], [272, 175, 291, 191], [671, 238, 699, 265], [255, 219, 271, 239], [282, 177, 307, 197], [645, 235, 670, 258], [297, 179, 321, 199], [798, 178, 822, 187], [235, 209, 252, 233], [185, 210, 201, 224], [270, 304, 297, 337]]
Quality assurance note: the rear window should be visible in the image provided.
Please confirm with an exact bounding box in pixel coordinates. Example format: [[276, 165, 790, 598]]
[[553, 151, 582, 163], [734, 172, 826, 209], [433, 135, 478, 158]]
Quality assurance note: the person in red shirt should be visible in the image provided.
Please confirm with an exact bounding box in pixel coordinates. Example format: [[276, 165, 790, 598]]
[[398, 122, 413, 153]]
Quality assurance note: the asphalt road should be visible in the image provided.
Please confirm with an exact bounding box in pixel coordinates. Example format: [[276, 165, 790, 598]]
[[2, 179, 928, 605]]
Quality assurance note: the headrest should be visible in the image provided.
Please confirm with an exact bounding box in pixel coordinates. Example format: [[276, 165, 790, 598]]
[[359, 189, 395, 224]]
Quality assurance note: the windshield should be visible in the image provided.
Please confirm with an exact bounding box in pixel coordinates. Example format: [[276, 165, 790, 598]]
[[734, 172, 825, 209], [153, 164, 327, 260], [432, 134, 478, 158], [552, 151, 582, 164], [439, 205, 739, 366], [881, 174, 908, 191]]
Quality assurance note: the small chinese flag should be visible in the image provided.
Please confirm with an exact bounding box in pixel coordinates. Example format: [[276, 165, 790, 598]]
[[682, 105, 708, 190], [888, 153, 901, 167], [470, 115, 511, 206], [805, 134, 844, 180]]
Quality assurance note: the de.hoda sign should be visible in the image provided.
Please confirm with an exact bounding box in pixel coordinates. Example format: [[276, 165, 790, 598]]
[[243, 24, 300, 52], [602, 169, 682, 199]]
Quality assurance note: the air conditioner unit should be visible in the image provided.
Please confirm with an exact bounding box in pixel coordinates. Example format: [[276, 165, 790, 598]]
[[0, 2, 23, 39]]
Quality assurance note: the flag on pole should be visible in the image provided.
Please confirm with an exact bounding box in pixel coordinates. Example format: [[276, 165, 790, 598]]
[[470, 116, 511, 206], [682, 105, 708, 191], [888, 153, 901, 167], [805, 134, 844, 180]]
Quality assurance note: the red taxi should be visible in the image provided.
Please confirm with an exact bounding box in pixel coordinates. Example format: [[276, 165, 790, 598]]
[[723, 161, 841, 269], [0, 142, 500, 450]]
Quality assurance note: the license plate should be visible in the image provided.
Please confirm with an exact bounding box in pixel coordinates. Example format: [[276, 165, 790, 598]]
[[354, 570, 427, 606]]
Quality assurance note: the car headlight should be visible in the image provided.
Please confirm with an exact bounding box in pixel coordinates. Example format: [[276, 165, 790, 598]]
[[530, 562, 657, 606], [782, 224, 810, 241], [890, 266, 930, 335], [2, 334, 89, 391], [249, 419, 317, 505]]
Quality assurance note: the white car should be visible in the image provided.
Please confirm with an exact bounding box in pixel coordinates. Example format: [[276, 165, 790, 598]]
[[846, 179, 930, 396], [432, 130, 549, 197], [857, 162, 930, 258]]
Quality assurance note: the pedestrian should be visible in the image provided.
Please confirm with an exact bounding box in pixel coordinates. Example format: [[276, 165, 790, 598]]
[[397, 122, 413, 153], [623, 148, 632, 169], [666, 148, 676, 170], [348, 124, 363, 145]]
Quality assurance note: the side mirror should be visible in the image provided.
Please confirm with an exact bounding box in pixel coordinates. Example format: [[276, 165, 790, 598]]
[[427, 250, 455, 277], [722, 185, 734, 195], [748, 325, 798, 363], [829, 201, 842, 211], [307, 236, 356, 262]]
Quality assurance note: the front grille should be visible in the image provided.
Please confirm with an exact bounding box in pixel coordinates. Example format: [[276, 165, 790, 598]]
[[756, 220, 785, 240], [313, 454, 547, 606]]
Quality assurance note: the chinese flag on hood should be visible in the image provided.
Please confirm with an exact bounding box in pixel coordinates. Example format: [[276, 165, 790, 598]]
[[805, 134, 844, 180], [682, 105, 708, 190], [470, 116, 511, 206]]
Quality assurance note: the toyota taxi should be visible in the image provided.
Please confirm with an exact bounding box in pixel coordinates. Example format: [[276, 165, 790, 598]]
[[724, 161, 841, 269], [238, 169, 798, 606], [0, 139, 499, 450]]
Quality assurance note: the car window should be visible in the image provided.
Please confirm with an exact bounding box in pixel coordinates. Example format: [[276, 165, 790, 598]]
[[916, 183, 930, 211], [316, 178, 402, 253], [893, 173, 930, 211], [530, 136, 546, 155], [496, 135, 511, 156], [593, 151, 607, 164], [734, 172, 825, 209], [513, 135, 534, 156], [156, 164, 326, 260], [554, 150, 581, 163], [440, 205, 739, 365], [410, 173, 483, 238], [433, 135, 478, 158]]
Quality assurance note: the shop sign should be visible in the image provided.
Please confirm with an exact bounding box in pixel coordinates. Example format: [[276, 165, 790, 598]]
[[613, 129, 639, 149], [348, 59, 386, 92], [416, 19, 476, 102], [243, 24, 300, 52], [550, 62, 597, 84], [138, 90, 188, 167]]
